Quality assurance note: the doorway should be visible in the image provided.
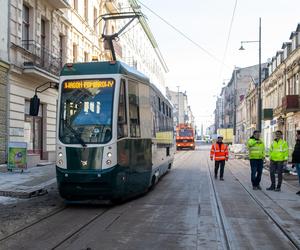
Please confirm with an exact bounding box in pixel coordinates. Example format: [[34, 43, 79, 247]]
[[24, 101, 43, 158]]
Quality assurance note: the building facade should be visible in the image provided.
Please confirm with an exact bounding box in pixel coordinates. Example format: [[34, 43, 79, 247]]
[[235, 94, 247, 144], [215, 64, 266, 143], [8, 0, 73, 166], [214, 88, 225, 132], [0, 0, 9, 164], [118, 0, 168, 92], [0, 62, 9, 165], [166, 87, 195, 128], [244, 79, 258, 141], [4, 0, 168, 166], [215, 22, 300, 154], [262, 23, 300, 153]]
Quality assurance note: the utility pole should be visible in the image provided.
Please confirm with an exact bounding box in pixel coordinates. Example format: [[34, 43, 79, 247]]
[[233, 67, 237, 143], [239, 17, 262, 132], [257, 17, 262, 132]]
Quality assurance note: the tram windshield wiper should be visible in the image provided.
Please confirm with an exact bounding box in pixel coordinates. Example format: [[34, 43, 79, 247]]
[[64, 121, 87, 147]]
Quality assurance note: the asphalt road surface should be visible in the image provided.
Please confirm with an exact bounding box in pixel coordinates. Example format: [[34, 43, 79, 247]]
[[0, 144, 299, 250]]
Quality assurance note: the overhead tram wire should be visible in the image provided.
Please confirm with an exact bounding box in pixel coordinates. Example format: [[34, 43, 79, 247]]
[[137, 0, 231, 69], [218, 0, 238, 80]]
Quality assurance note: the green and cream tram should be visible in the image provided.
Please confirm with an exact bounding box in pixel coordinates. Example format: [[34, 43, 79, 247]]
[[56, 61, 175, 201]]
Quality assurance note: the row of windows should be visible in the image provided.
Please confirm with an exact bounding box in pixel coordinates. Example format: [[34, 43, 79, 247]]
[[153, 93, 173, 133], [157, 97, 172, 118], [286, 74, 299, 95], [73, 0, 101, 34], [73, 0, 90, 23], [264, 74, 299, 108], [117, 81, 173, 139], [22, 5, 65, 58], [155, 112, 173, 132], [22, 0, 98, 62]]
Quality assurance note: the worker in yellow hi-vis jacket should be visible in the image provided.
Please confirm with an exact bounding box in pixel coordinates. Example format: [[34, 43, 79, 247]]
[[247, 130, 265, 190], [266, 130, 288, 192]]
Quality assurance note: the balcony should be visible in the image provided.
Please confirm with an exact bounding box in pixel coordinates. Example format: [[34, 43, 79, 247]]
[[13, 40, 62, 82], [49, 0, 69, 9], [282, 95, 300, 113]]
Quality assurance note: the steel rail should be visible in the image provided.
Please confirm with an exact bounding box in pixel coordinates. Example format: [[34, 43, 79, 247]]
[[227, 160, 300, 250], [51, 208, 112, 249], [206, 158, 233, 250], [236, 158, 298, 191], [0, 206, 66, 242]]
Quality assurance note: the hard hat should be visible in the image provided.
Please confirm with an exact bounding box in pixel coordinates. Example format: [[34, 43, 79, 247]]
[[217, 135, 223, 138]]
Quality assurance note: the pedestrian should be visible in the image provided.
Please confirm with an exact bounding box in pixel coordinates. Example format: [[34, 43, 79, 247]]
[[247, 130, 265, 190], [291, 130, 300, 195], [266, 130, 289, 192], [210, 135, 229, 181]]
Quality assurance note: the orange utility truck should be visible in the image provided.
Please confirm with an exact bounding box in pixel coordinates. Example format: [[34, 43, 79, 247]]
[[176, 124, 195, 150]]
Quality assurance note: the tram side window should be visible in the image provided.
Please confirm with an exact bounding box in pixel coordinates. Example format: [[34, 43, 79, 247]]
[[128, 82, 141, 137], [158, 97, 161, 112], [150, 94, 156, 137], [117, 79, 128, 139], [166, 105, 168, 117]]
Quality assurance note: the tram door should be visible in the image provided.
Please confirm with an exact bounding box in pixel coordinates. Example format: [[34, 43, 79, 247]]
[[128, 81, 152, 193]]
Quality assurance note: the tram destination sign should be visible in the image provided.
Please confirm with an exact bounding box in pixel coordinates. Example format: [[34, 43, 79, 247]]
[[64, 79, 114, 89]]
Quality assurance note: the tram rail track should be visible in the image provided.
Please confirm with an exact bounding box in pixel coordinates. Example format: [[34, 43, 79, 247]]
[[227, 160, 300, 250], [1, 151, 184, 248], [206, 158, 233, 250], [0, 206, 66, 242], [2, 148, 298, 249], [236, 157, 298, 191], [52, 152, 195, 249], [51, 208, 112, 249], [0, 202, 113, 249]]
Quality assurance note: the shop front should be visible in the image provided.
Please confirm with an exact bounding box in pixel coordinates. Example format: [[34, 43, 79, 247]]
[[8, 71, 58, 167]]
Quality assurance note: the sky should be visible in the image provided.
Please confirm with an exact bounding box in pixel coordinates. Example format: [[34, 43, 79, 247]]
[[135, 0, 300, 130]]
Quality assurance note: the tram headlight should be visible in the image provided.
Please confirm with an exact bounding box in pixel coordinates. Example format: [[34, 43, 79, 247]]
[[106, 159, 112, 165], [58, 152, 63, 158], [107, 152, 112, 158], [58, 159, 63, 165]]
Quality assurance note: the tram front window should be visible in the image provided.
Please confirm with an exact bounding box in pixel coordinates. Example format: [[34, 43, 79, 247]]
[[59, 79, 115, 144], [178, 129, 193, 137]]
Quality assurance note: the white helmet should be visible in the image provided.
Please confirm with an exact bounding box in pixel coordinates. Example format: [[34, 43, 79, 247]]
[[217, 135, 223, 139]]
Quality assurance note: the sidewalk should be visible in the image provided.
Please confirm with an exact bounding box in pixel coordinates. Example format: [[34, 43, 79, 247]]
[[239, 158, 300, 191], [0, 163, 56, 200], [231, 151, 300, 188]]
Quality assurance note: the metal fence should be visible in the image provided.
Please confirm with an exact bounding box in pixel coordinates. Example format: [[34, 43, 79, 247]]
[[21, 40, 62, 76]]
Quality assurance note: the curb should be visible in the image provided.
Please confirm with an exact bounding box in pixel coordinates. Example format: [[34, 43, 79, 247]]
[[0, 188, 48, 199], [0, 178, 56, 199]]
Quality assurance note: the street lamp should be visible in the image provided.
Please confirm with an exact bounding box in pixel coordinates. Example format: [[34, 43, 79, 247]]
[[239, 17, 262, 132]]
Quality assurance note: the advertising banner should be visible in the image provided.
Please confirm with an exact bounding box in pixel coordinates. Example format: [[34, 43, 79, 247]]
[[8, 142, 27, 170]]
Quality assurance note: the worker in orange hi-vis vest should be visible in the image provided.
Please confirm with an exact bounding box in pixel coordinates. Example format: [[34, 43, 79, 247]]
[[210, 135, 229, 181]]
